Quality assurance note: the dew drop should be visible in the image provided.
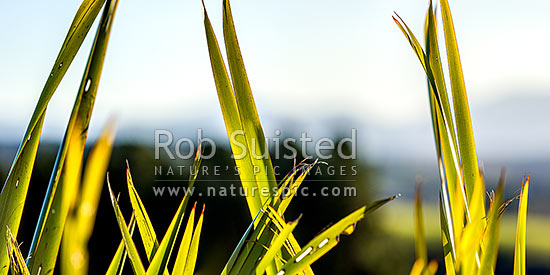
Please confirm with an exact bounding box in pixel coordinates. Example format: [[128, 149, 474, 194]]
[[276, 270, 286, 275], [15, 178, 19, 188], [84, 78, 92, 92], [51, 209, 56, 215], [295, 246, 312, 263], [317, 238, 329, 248], [58, 62, 63, 68]]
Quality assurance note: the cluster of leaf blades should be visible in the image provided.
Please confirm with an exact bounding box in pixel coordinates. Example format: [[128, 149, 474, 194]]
[[394, 1, 530, 274], [0, 0, 120, 274], [0, 0, 396, 273], [201, 1, 398, 274], [105, 145, 204, 275]]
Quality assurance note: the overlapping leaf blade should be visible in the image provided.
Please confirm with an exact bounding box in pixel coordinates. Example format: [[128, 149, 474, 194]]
[[221, 204, 283, 275], [439, 0, 480, 201], [278, 196, 396, 274], [203, 0, 280, 221], [108, 182, 146, 275], [27, 1, 120, 272], [145, 189, 190, 274], [173, 204, 197, 274], [106, 214, 136, 275], [27, 129, 83, 274], [127, 168, 160, 262], [221, 0, 277, 196], [5, 227, 30, 275], [0, 0, 108, 270], [203, 5, 263, 219], [255, 216, 300, 275], [183, 205, 204, 275]]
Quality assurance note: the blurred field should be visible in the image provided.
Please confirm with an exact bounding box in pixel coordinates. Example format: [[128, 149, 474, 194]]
[[379, 200, 550, 272]]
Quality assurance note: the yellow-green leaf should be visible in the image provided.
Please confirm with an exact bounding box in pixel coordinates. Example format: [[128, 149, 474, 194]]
[[27, 129, 83, 274], [183, 204, 204, 275], [127, 167, 160, 262], [173, 203, 197, 274], [61, 119, 117, 275], [107, 182, 146, 275], [255, 216, 300, 275], [106, 213, 136, 275], [221, 0, 277, 197], [439, 0, 480, 201], [27, 1, 119, 272], [0, 114, 44, 273], [6, 227, 30, 275], [513, 176, 529, 275], [202, 4, 263, 219], [278, 196, 396, 274], [413, 182, 428, 268], [479, 172, 504, 275]]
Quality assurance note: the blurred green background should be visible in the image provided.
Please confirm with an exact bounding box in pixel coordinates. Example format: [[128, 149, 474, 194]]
[[1, 139, 549, 274]]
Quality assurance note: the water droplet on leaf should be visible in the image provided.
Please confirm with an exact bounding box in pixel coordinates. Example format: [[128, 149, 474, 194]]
[[84, 78, 92, 92]]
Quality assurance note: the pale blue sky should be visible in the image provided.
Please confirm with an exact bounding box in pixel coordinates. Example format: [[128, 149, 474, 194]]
[[1, 0, 549, 160]]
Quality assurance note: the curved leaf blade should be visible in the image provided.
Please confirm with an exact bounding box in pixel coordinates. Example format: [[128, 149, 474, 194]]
[[278, 196, 397, 274]]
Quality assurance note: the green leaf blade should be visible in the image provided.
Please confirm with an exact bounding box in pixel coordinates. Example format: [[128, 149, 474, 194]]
[[221, 0, 277, 195], [26, 1, 120, 272], [5, 227, 30, 275], [439, 0, 480, 201], [62, 120, 118, 275], [173, 204, 197, 274], [279, 196, 396, 274], [255, 216, 300, 275], [106, 213, 137, 275], [479, 173, 505, 275], [127, 167, 160, 262], [107, 182, 146, 275], [0, 113, 45, 273], [202, 5, 263, 220], [414, 182, 428, 266], [513, 176, 529, 275], [183, 205, 204, 275]]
